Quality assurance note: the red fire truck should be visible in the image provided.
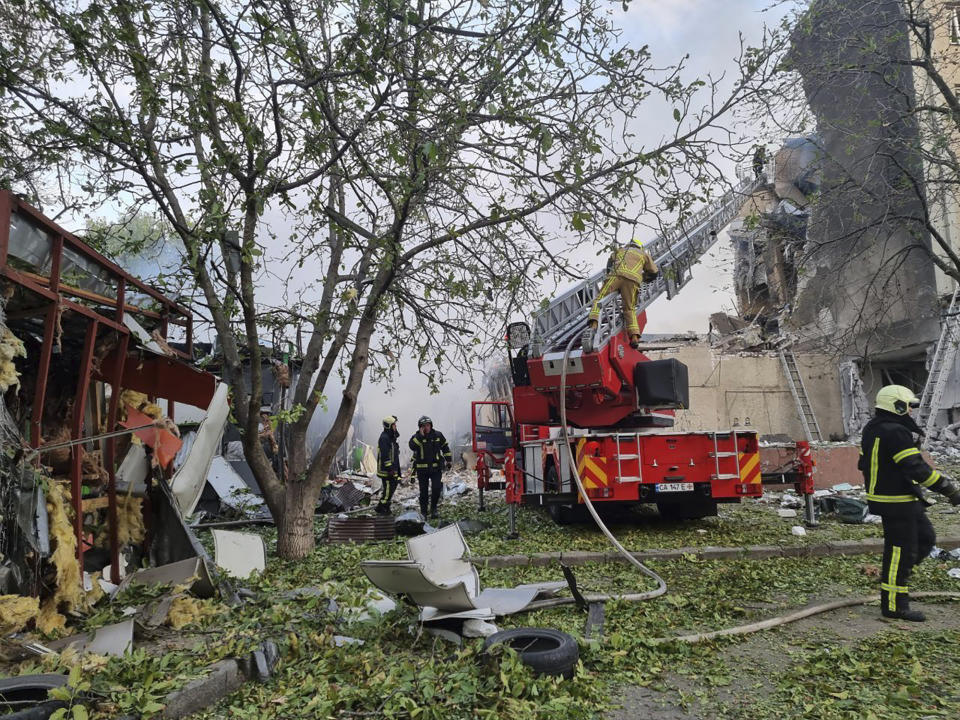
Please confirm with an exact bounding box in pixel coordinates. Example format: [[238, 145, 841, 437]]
[[471, 174, 815, 524]]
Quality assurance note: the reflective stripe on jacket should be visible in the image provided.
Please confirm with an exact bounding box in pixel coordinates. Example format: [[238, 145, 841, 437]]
[[409, 429, 452, 470], [377, 429, 400, 478], [610, 246, 658, 284], [858, 411, 948, 514]]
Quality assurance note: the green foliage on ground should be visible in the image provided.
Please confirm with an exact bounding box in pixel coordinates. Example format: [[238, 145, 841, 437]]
[[16, 495, 960, 718]]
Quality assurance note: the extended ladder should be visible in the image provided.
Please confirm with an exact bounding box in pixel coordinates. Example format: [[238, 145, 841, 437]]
[[779, 349, 823, 442], [529, 171, 766, 357], [917, 286, 960, 444]]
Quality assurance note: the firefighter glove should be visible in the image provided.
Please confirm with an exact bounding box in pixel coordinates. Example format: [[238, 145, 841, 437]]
[[642, 269, 659, 282], [940, 475, 960, 505], [445, 461, 452, 471]]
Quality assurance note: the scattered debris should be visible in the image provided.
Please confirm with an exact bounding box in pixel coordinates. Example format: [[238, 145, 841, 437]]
[[327, 514, 396, 544], [777, 508, 798, 518], [119, 557, 216, 599], [317, 481, 366, 514], [332, 635, 365, 647], [394, 510, 426, 536], [211, 529, 266, 579], [44, 618, 134, 658], [342, 590, 397, 624], [462, 619, 499, 637], [791, 526, 806, 536], [949, 568, 960, 579], [818, 496, 868, 524], [362, 524, 566, 624], [483, 628, 579, 678], [443, 482, 470, 499]]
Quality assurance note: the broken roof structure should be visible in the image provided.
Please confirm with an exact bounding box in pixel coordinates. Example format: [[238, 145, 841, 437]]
[[0, 189, 224, 633]]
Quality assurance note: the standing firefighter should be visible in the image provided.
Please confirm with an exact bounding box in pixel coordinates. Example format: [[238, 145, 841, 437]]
[[376, 415, 401, 515], [409, 416, 452, 518], [858, 385, 960, 621], [583, 237, 659, 352]]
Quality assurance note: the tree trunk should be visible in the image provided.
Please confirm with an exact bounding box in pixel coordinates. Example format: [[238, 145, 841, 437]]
[[276, 480, 322, 559]]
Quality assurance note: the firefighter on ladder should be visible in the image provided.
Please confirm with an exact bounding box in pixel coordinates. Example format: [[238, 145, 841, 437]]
[[858, 385, 960, 621], [376, 415, 401, 514], [583, 237, 659, 352]]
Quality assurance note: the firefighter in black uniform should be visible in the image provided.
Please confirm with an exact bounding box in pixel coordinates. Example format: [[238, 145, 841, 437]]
[[858, 385, 960, 621], [409, 416, 452, 519], [376, 415, 401, 515]]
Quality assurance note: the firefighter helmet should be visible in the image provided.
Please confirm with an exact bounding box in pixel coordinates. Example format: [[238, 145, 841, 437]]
[[875, 385, 920, 415], [631, 237, 644, 249], [418, 415, 432, 428], [383, 415, 398, 428]]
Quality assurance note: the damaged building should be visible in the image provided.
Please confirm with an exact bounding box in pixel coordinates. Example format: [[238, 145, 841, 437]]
[[0, 190, 237, 643], [724, 0, 960, 440]]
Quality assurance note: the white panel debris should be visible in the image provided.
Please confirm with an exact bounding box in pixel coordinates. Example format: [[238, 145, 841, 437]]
[[362, 524, 565, 621], [211, 529, 267, 579], [170, 383, 230, 516]]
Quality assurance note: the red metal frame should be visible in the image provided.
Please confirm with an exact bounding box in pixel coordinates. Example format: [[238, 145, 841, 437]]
[[0, 190, 212, 577]]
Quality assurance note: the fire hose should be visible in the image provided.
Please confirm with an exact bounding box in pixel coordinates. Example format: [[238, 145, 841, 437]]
[[529, 333, 960, 638], [524, 333, 667, 610]]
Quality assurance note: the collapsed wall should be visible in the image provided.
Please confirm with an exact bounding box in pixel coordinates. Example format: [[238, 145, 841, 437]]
[[787, 0, 940, 361]]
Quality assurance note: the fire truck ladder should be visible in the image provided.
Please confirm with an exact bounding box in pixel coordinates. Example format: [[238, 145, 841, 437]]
[[779, 349, 823, 443], [529, 171, 766, 357], [917, 286, 960, 445]]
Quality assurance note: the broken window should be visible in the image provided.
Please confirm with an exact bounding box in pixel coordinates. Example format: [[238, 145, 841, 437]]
[[7, 211, 53, 275]]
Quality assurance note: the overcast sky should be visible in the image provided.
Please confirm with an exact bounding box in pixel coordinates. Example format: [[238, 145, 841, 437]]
[[349, 0, 789, 447]]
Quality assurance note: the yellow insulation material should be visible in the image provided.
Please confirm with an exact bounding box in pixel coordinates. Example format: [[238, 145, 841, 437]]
[[39, 480, 86, 634], [118, 389, 163, 419], [96, 493, 146, 547], [36, 599, 67, 635], [116, 495, 146, 546], [0, 326, 27, 393], [167, 595, 222, 630], [0, 594, 39, 634]]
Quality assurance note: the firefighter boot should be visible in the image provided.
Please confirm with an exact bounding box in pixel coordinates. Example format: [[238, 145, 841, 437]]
[[429, 505, 439, 520], [629, 334, 641, 349], [881, 592, 926, 622]]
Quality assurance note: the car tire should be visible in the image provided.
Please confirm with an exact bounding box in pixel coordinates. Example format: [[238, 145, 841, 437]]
[[483, 628, 579, 678]]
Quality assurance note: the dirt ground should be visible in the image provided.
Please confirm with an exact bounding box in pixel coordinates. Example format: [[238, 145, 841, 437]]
[[606, 596, 960, 719]]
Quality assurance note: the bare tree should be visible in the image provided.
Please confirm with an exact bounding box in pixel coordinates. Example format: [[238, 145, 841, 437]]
[[0, 0, 778, 557]]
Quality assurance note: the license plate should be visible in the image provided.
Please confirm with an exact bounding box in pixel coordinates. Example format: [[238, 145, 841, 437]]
[[656, 482, 694, 493]]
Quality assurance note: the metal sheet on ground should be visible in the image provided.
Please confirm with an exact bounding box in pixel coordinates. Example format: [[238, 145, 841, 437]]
[[211, 529, 266, 578]]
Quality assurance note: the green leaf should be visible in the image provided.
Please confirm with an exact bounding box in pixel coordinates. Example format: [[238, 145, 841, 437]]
[[673, 108, 681, 121], [72, 705, 89, 720]]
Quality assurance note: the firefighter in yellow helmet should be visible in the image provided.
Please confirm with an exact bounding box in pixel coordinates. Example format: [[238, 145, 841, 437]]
[[583, 237, 659, 352], [376, 415, 401, 514], [858, 385, 960, 621]]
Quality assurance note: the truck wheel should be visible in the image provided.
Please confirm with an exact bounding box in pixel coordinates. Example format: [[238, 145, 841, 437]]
[[484, 628, 579, 678], [547, 503, 573, 525], [657, 500, 718, 520]]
